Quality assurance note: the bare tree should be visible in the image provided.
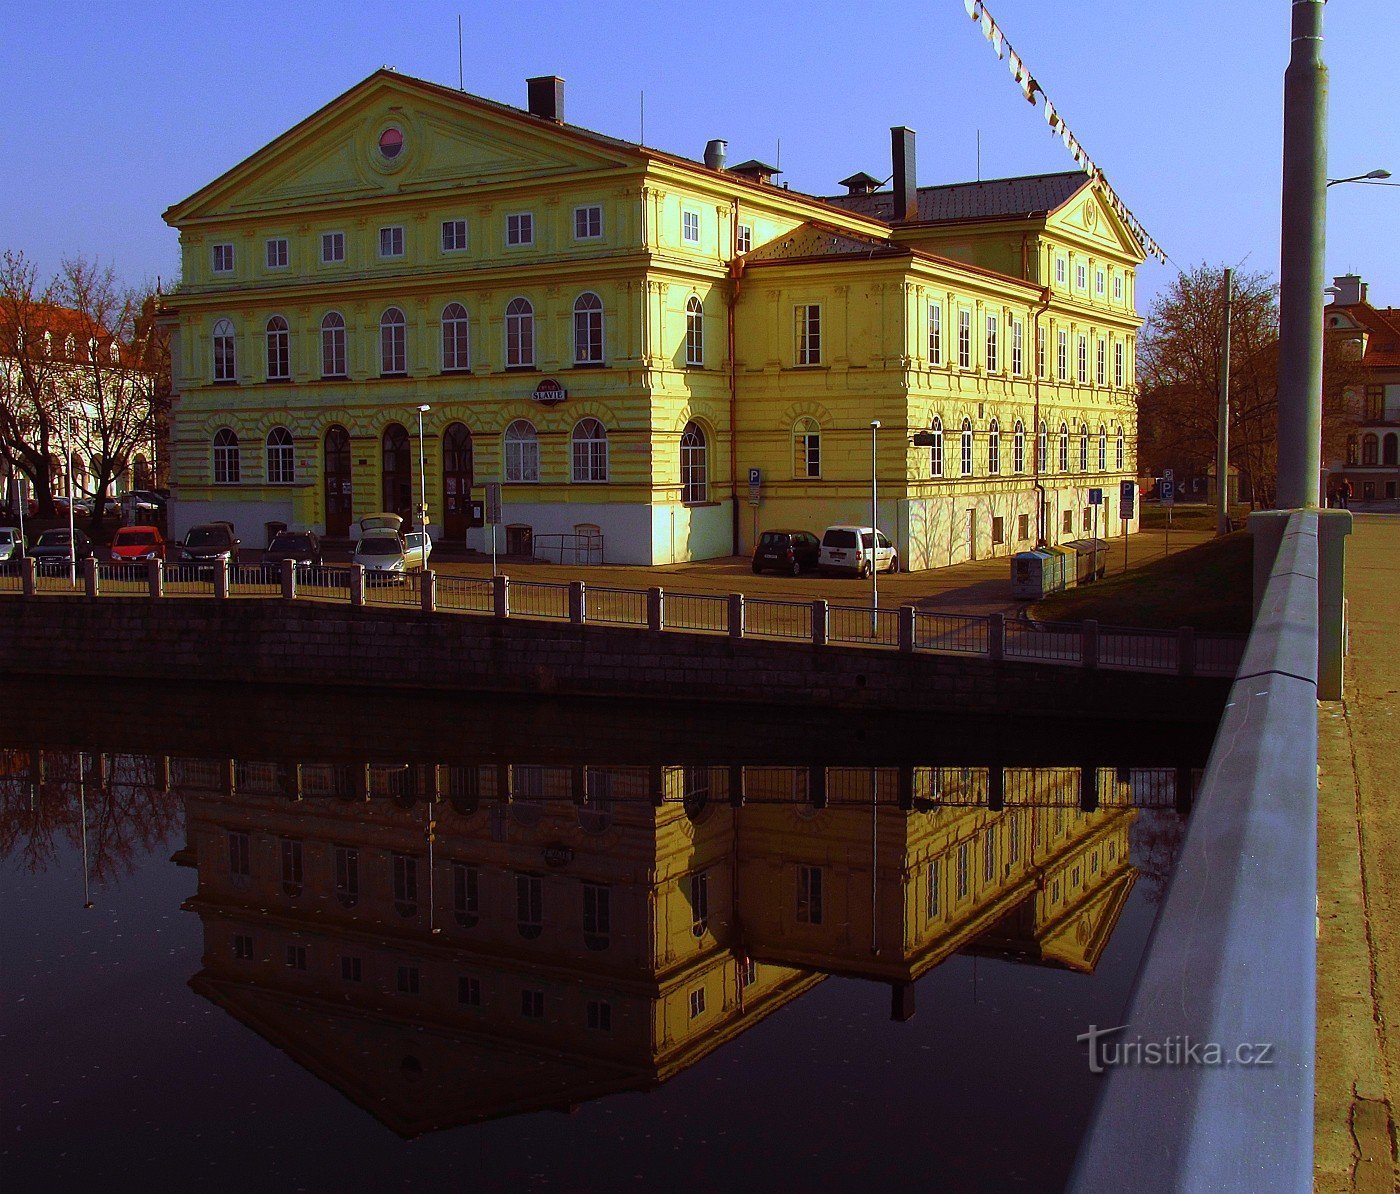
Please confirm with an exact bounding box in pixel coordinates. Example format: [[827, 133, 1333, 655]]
[[0, 251, 63, 517]]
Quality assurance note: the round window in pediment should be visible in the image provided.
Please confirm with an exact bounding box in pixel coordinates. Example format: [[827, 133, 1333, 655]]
[[378, 126, 404, 160]]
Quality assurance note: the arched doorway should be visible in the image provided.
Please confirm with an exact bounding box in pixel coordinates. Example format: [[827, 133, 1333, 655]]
[[442, 422, 474, 540], [324, 426, 352, 537], [382, 423, 412, 524]]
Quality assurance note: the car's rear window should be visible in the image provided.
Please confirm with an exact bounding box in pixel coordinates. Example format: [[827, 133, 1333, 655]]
[[759, 532, 790, 547], [37, 531, 71, 546], [269, 533, 312, 552], [116, 531, 157, 545], [186, 527, 230, 548], [358, 536, 401, 556], [823, 530, 857, 548]]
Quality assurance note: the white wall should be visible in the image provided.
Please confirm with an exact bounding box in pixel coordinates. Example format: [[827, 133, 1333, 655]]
[[168, 499, 294, 550]]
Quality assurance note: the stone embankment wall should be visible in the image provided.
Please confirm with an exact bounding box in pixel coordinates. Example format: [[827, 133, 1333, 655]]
[[0, 596, 1227, 722]]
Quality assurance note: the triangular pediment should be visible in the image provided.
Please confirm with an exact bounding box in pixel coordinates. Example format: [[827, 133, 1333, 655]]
[[1044, 183, 1146, 262], [165, 71, 636, 224]]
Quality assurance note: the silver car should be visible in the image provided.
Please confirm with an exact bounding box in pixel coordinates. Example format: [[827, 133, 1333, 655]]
[[352, 513, 431, 579], [0, 527, 22, 563]]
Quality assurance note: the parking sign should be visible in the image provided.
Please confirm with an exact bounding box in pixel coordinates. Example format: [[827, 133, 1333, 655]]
[[1161, 479, 1175, 506]]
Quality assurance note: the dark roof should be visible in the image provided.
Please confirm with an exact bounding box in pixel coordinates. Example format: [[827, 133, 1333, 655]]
[[838, 171, 884, 190], [729, 159, 780, 174], [1329, 301, 1400, 368], [821, 170, 1090, 224], [743, 221, 902, 264]]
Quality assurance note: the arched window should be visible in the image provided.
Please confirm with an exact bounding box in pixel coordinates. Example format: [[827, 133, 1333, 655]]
[[1347, 435, 1359, 466], [929, 416, 944, 477], [1098, 425, 1108, 472], [1385, 434, 1398, 467], [132, 453, 151, 490], [793, 416, 820, 478], [1079, 423, 1090, 471], [212, 319, 236, 382], [266, 427, 294, 484], [320, 312, 347, 378], [1362, 433, 1379, 465], [685, 296, 704, 367], [1037, 421, 1048, 473], [1058, 423, 1070, 473], [960, 418, 974, 477], [680, 421, 707, 504], [265, 316, 290, 381], [213, 428, 240, 484], [573, 292, 604, 365], [441, 303, 470, 372], [505, 298, 534, 368], [381, 424, 411, 519], [379, 307, 406, 375], [987, 419, 1001, 475], [441, 422, 473, 535], [571, 418, 608, 482], [1013, 420, 1026, 474], [1116, 425, 1125, 471], [504, 419, 539, 483]]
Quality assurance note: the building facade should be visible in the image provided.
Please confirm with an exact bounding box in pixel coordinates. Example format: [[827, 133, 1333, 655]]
[[161, 71, 1144, 566], [1326, 274, 1400, 504]]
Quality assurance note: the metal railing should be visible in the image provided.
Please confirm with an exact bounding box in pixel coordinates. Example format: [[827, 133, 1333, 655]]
[[533, 532, 603, 565], [164, 563, 217, 596], [295, 564, 351, 602], [230, 564, 281, 598], [364, 570, 421, 607], [744, 598, 813, 641], [582, 585, 647, 626], [828, 604, 900, 648], [662, 592, 729, 634], [98, 562, 149, 595], [437, 575, 494, 614], [508, 579, 569, 620], [913, 611, 989, 655], [1004, 618, 1082, 664]]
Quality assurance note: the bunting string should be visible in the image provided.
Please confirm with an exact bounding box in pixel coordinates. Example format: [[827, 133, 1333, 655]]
[[961, 0, 1167, 262]]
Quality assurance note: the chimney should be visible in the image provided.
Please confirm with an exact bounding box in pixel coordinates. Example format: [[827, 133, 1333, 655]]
[[704, 139, 728, 171], [1331, 274, 1366, 305], [838, 171, 882, 195], [891, 127, 917, 222], [526, 75, 564, 123]]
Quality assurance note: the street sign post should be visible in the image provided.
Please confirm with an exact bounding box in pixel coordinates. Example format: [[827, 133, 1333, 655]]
[[1088, 489, 1102, 579], [485, 482, 503, 576], [1120, 480, 1136, 571], [1160, 474, 1175, 558]]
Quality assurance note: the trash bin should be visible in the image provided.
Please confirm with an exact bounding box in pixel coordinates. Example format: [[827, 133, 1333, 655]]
[[1047, 545, 1078, 591], [1011, 550, 1054, 599], [1065, 539, 1107, 582]]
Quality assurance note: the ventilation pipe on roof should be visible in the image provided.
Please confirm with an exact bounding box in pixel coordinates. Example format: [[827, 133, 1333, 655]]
[[526, 76, 565, 123], [704, 139, 728, 171], [1331, 274, 1366, 305], [891, 126, 917, 222]]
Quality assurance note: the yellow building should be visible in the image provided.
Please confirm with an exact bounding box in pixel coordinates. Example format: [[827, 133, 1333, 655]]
[[161, 70, 1143, 567]]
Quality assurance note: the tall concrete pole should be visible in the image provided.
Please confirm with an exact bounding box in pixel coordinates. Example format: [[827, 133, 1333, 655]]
[[1216, 268, 1233, 535], [1276, 0, 1329, 509]]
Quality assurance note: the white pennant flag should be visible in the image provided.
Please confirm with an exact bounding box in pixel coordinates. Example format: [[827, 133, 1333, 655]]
[[1044, 98, 1056, 126], [964, 0, 979, 17]]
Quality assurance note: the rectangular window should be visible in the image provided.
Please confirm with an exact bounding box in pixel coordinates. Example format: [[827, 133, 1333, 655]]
[[441, 219, 468, 252], [378, 225, 405, 258], [1095, 269, 1106, 297], [396, 965, 420, 995], [1057, 330, 1069, 381], [280, 837, 303, 892], [1114, 341, 1125, 389], [926, 860, 940, 919], [1063, 510, 1074, 534], [1055, 257, 1067, 287], [574, 205, 603, 240], [285, 944, 307, 971], [689, 871, 709, 936], [506, 212, 534, 247], [340, 955, 362, 982], [458, 975, 481, 1006], [928, 302, 943, 365], [393, 854, 418, 908], [516, 873, 543, 938], [582, 882, 611, 947], [233, 934, 254, 960], [985, 314, 999, 372], [1009, 815, 1021, 863], [688, 987, 706, 1019], [682, 210, 700, 244], [1076, 263, 1087, 291], [587, 1000, 612, 1032], [453, 862, 479, 926], [1018, 513, 1030, 541], [320, 231, 345, 263], [795, 305, 821, 365], [1077, 335, 1089, 384], [265, 238, 288, 269], [1012, 319, 1024, 375], [1096, 337, 1107, 386], [227, 830, 250, 878], [335, 846, 359, 904], [1113, 273, 1124, 302], [958, 309, 972, 369], [212, 243, 234, 274], [736, 224, 752, 254], [521, 989, 544, 1019], [957, 841, 970, 899], [983, 827, 997, 882], [992, 516, 1005, 546], [797, 864, 823, 925], [1037, 325, 1047, 377], [740, 957, 758, 987]]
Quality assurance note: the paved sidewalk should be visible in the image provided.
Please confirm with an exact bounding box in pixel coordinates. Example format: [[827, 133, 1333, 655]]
[[1317, 513, 1400, 1191]]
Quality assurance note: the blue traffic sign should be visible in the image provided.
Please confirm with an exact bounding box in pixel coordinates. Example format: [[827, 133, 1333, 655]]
[[1161, 479, 1176, 505], [1088, 488, 1103, 506]]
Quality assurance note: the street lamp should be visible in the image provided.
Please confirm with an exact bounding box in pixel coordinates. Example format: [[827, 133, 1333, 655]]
[[1326, 169, 1390, 186], [869, 420, 880, 623], [415, 404, 430, 535]]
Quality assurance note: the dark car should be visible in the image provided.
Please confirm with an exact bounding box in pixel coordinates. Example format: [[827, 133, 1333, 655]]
[[752, 529, 821, 575], [30, 528, 96, 572], [262, 530, 323, 569], [182, 521, 241, 564]]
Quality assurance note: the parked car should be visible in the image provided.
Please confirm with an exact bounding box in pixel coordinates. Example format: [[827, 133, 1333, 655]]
[[752, 529, 821, 576], [54, 497, 92, 519], [109, 525, 166, 562], [819, 525, 899, 576], [0, 527, 22, 563], [181, 521, 241, 565], [30, 528, 96, 572], [352, 513, 430, 579], [126, 489, 167, 512], [263, 530, 324, 570]]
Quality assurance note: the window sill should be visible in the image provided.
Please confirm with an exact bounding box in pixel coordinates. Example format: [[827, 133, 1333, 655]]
[[440, 368, 472, 376], [682, 500, 720, 509], [379, 373, 409, 380], [503, 366, 538, 374], [571, 361, 606, 369]]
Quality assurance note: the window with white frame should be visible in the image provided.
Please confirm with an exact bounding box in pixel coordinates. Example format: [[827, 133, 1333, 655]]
[[212, 243, 234, 274], [265, 316, 290, 381], [1037, 324, 1047, 377], [1098, 426, 1108, 471], [441, 302, 470, 371], [1059, 423, 1070, 472], [506, 213, 534, 247], [504, 420, 539, 483], [1037, 421, 1048, 472], [571, 418, 608, 482], [265, 238, 288, 269], [1097, 337, 1107, 386], [505, 298, 534, 368], [1114, 340, 1125, 389], [574, 205, 603, 240], [1055, 256, 1067, 287], [988, 419, 1001, 474], [1013, 420, 1025, 473], [682, 209, 700, 244], [1076, 263, 1087, 291], [689, 987, 707, 1018], [929, 416, 944, 477], [441, 219, 468, 252], [1096, 269, 1105, 297], [793, 416, 820, 478], [960, 418, 974, 476], [958, 309, 972, 369], [1077, 334, 1089, 384], [320, 311, 347, 377], [320, 231, 345, 263], [266, 427, 294, 484], [378, 226, 405, 258], [797, 865, 823, 924], [573, 292, 604, 364], [1012, 319, 1024, 375], [213, 428, 240, 484], [928, 301, 943, 365], [1079, 424, 1090, 471], [985, 314, 999, 372], [379, 307, 407, 375], [1113, 273, 1124, 302], [1057, 329, 1069, 381], [736, 223, 752, 254], [680, 421, 708, 504], [212, 318, 237, 382], [1116, 426, 1125, 471], [685, 296, 704, 366], [795, 304, 821, 365]]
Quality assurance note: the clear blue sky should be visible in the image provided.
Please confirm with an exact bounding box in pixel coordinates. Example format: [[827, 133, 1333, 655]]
[[2, 0, 1395, 311]]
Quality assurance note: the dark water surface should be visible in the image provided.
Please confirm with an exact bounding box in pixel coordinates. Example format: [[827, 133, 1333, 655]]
[[1, 682, 1206, 1192]]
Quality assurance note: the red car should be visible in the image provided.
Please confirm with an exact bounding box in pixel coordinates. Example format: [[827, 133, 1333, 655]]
[[109, 525, 166, 562]]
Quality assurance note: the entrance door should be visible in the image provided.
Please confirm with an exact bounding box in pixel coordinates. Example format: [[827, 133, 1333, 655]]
[[382, 423, 411, 525], [442, 422, 474, 540], [324, 425, 352, 537]]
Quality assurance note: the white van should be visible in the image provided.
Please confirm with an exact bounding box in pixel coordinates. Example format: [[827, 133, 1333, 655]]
[[819, 525, 898, 576]]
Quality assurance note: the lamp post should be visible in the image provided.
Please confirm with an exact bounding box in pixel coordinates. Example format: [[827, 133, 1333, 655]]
[[415, 404, 430, 535], [1326, 169, 1390, 186], [1216, 268, 1234, 537], [869, 420, 880, 624]]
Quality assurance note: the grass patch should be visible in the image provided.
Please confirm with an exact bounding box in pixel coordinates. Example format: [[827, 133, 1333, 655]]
[[1029, 531, 1253, 632], [1140, 503, 1251, 532]]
